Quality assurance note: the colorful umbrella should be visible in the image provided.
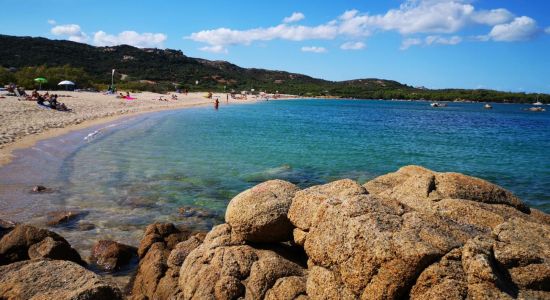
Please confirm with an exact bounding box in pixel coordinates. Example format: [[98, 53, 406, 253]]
[[34, 77, 47, 90]]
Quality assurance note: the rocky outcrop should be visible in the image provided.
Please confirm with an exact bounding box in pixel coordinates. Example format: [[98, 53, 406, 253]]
[[174, 166, 549, 300], [0, 166, 547, 300], [0, 224, 83, 265], [130, 223, 203, 300], [0, 259, 123, 299], [225, 179, 300, 243], [284, 165, 549, 299], [178, 223, 306, 300], [90, 240, 137, 272]]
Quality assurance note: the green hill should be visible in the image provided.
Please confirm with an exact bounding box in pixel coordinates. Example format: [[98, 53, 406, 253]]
[[0, 34, 547, 103]]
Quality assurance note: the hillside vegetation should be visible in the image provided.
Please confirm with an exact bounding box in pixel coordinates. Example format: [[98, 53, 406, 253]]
[[0, 34, 547, 103]]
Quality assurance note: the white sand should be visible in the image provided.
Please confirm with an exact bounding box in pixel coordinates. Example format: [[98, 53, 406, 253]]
[[0, 91, 294, 166]]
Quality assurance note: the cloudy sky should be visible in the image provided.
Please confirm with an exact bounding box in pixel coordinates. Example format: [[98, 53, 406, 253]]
[[1, 0, 549, 92]]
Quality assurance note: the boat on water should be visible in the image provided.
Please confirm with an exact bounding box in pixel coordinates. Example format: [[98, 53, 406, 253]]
[[533, 101, 543, 106], [527, 107, 546, 112], [430, 102, 447, 107], [484, 104, 493, 109]]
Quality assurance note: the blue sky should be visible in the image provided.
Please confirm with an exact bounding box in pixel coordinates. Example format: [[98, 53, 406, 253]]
[[1, 0, 549, 93]]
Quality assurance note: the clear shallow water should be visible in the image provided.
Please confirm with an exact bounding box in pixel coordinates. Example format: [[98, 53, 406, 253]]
[[0, 99, 549, 254]]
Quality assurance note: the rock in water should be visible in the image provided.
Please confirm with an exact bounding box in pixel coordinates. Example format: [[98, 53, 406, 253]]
[[0, 224, 83, 265], [46, 210, 86, 227], [90, 240, 137, 272], [225, 179, 300, 243], [32, 185, 48, 193], [0, 259, 123, 299]]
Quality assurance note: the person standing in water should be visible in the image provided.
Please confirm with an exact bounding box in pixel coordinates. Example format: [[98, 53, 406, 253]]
[[214, 98, 220, 110]]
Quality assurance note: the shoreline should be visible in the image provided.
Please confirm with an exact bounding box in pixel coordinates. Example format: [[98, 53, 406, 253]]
[[0, 91, 298, 167], [0, 101, 215, 167]]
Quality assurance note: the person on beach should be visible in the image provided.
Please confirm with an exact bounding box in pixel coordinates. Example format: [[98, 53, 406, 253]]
[[36, 93, 46, 106], [214, 98, 220, 110], [226, 93, 229, 103], [48, 94, 58, 108]]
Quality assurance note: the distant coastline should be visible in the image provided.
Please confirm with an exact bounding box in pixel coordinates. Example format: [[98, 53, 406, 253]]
[[1, 34, 549, 104]]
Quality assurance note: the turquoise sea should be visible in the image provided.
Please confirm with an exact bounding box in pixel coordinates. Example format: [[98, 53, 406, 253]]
[[0, 99, 549, 252]]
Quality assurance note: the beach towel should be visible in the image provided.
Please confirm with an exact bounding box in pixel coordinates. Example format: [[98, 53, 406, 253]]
[[125, 96, 137, 100]]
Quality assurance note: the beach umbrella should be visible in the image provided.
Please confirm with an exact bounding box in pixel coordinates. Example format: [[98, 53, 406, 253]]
[[58, 80, 75, 90], [58, 80, 75, 86], [34, 77, 47, 90]]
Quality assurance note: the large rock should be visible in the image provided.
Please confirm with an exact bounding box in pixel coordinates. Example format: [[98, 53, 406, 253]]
[[137, 222, 191, 259], [0, 259, 123, 299], [0, 224, 83, 265], [130, 223, 201, 300], [364, 165, 529, 213], [225, 179, 300, 243], [90, 240, 137, 272], [283, 166, 550, 299], [178, 223, 306, 300]]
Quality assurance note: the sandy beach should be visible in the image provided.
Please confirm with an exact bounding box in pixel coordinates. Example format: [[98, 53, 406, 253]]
[[0, 91, 295, 166]]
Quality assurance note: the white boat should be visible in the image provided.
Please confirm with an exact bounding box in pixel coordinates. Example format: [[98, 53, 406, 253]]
[[533, 101, 543, 106], [528, 107, 546, 112], [431, 102, 447, 108], [484, 104, 492, 109]]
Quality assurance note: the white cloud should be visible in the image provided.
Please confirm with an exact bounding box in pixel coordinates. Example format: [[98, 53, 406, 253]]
[[425, 35, 462, 45], [47, 19, 56, 25], [400, 38, 422, 50], [51, 24, 89, 43], [365, 1, 476, 34], [283, 12, 305, 23], [199, 45, 228, 54], [93, 31, 167, 48], [402, 34, 462, 49], [49, 23, 167, 48], [488, 16, 538, 42], [471, 8, 514, 26], [187, 1, 540, 51], [301, 46, 327, 53], [340, 41, 366, 50], [51, 24, 82, 36], [544, 26, 550, 34], [188, 24, 339, 46]]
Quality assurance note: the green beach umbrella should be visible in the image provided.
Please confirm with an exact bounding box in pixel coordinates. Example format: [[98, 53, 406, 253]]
[[34, 77, 47, 90]]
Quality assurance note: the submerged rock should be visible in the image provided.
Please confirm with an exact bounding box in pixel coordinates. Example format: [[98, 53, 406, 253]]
[[90, 240, 137, 272], [0, 259, 123, 299], [78, 222, 96, 231], [225, 179, 300, 243], [0, 224, 83, 265]]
